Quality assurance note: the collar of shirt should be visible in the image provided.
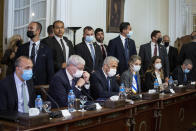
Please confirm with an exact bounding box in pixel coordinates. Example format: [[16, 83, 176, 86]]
[[150, 41, 159, 56], [29, 40, 40, 58], [151, 41, 157, 46], [54, 35, 63, 42], [166, 46, 170, 54], [120, 34, 126, 47]]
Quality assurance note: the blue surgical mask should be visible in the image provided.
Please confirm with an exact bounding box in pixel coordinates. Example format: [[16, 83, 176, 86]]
[[184, 68, 190, 73], [85, 35, 94, 43], [22, 69, 33, 81], [127, 31, 133, 38]]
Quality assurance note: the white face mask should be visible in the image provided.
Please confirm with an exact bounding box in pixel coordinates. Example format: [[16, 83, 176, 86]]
[[155, 63, 162, 70], [108, 68, 116, 77], [73, 69, 83, 78], [133, 65, 141, 72], [127, 31, 133, 38]]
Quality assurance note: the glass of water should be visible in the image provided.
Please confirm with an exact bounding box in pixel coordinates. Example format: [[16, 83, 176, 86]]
[[173, 80, 178, 86], [43, 101, 51, 113], [80, 95, 87, 112]]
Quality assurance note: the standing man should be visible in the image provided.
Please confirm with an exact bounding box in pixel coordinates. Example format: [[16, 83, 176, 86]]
[[139, 30, 169, 79], [46, 20, 74, 73], [107, 22, 137, 75], [16, 22, 54, 85], [162, 35, 178, 73], [75, 26, 103, 73], [95, 28, 107, 60], [41, 25, 54, 45], [179, 31, 196, 81], [0, 56, 35, 113]]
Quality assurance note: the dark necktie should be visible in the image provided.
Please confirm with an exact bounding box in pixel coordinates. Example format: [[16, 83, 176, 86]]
[[22, 82, 29, 113], [60, 39, 66, 61], [124, 38, 130, 62], [154, 44, 157, 56], [31, 43, 36, 64], [101, 45, 106, 59], [89, 44, 95, 69], [107, 77, 111, 93]]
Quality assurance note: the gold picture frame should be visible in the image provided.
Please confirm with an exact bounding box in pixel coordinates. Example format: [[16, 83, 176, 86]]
[[106, 0, 125, 33]]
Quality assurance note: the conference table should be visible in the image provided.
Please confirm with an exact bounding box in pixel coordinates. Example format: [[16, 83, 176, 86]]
[[0, 89, 196, 131]]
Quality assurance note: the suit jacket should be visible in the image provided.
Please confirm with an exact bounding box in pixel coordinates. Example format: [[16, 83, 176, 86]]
[[75, 42, 103, 73], [0, 74, 35, 112], [168, 46, 178, 73], [95, 42, 108, 60], [45, 36, 74, 73], [179, 42, 196, 81], [48, 69, 90, 108], [120, 69, 142, 93], [107, 36, 137, 75], [15, 42, 54, 85], [171, 66, 192, 85], [143, 72, 164, 92], [139, 42, 169, 77], [90, 69, 119, 99]]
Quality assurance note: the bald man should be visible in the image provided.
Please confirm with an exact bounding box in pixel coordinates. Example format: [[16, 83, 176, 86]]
[[162, 35, 178, 72]]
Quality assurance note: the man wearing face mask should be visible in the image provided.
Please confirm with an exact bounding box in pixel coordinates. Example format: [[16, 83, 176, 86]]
[[75, 26, 103, 73], [107, 22, 137, 75], [139, 30, 169, 81], [172, 59, 193, 85], [179, 31, 196, 81], [48, 55, 91, 108], [0, 56, 35, 113], [90, 56, 119, 99], [15, 22, 54, 85], [162, 35, 178, 73], [120, 55, 142, 94]]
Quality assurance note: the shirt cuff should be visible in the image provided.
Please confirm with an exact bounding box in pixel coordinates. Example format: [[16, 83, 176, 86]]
[[84, 83, 90, 90]]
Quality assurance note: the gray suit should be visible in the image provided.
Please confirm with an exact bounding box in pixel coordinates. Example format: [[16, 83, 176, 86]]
[[120, 69, 142, 93]]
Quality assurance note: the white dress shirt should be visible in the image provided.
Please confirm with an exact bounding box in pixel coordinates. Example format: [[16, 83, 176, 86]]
[[166, 46, 170, 54], [29, 40, 40, 62], [85, 41, 95, 55], [120, 34, 126, 48], [54, 35, 69, 63], [151, 42, 159, 57], [66, 69, 90, 91], [96, 42, 107, 56], [14, 73, 29, 113]]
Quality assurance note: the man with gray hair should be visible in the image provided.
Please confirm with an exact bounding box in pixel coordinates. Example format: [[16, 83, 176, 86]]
[[90, 56, 119, 99], [172, 59, 193, 85], [48, 55, 91, 108]]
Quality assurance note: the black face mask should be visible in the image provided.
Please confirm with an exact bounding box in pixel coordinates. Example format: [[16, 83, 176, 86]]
[[16, 40, 22, 47], [157, 37, 162, 44], [164, 42, 169, 47], [27, 31, 35, 39]]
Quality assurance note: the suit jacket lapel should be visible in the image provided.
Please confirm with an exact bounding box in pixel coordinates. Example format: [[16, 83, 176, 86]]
[[158, 45, 163, 57], [35, 43, 44, 66], [26, 80, 33, 106], [84, 43, 93, 62], [25, 42, 30, 57], [10, 74, 18, 110], [99, 70, 108, 90], [147, 42, 152, 58], [117, 36, 126, 59]]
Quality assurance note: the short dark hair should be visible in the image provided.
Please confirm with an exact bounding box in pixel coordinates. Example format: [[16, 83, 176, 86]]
[[120, 22, 130, 33], [95, 28, 103, 36], [151, 30, 161, 39], [15, 56, 32, 68], [83, 26, 94, 34], [47, 25, 53, 35], [32, 21, 42, 34], [53, 20, 64, 28]]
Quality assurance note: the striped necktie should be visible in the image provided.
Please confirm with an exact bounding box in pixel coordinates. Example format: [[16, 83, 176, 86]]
[[22, 82, 29, 113]]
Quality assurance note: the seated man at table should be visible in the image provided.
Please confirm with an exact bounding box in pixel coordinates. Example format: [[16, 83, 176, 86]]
[[0, 56, 35, 113], [48, 55, 91, 108], [90, 56, 119, 99], [172, 59, 193, 85]]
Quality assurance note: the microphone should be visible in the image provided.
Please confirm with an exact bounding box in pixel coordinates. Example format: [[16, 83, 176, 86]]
[[40, 87, 60, 109]]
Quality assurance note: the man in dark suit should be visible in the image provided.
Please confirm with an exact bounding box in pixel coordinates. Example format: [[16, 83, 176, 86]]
[[0, 56, 35, 113], [75, 26, 103, 73], [107, 22, 137, 75], [16, 22, 54, 85], [44, 20, 74, 73], [163, 35, 178, 73], [179, 31, 196, 81], [172, 59, 193, 85], [95, 28, 107, 60], [90, 56, 119, 99], [41, 25, 54, 46], [48, 55, 91, 108], [139, 30, 169, 80]]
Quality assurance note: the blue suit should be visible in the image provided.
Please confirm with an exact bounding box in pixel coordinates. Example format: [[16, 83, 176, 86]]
[[107, 36, 137, 75], [48, 69, 90, 108], [90, 69, 119, 99]]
